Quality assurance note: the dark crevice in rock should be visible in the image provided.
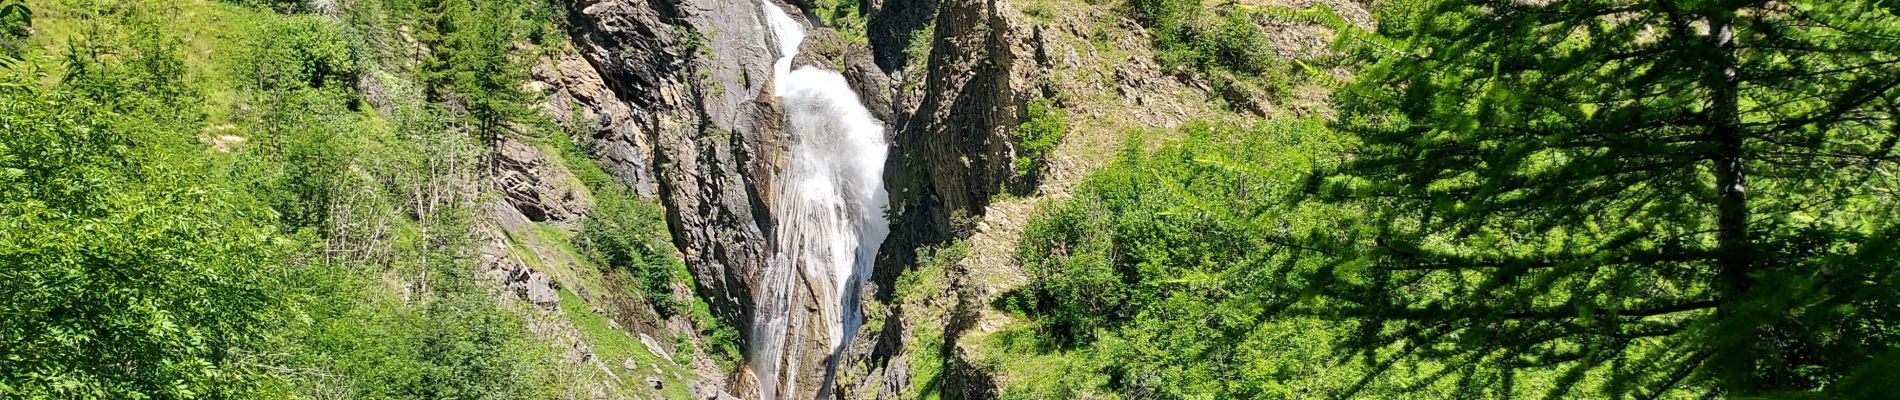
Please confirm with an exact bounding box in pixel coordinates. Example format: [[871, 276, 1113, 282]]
[[868, 0, 939, 73]]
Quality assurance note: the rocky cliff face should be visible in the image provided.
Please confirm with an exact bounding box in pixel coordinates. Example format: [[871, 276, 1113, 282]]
[[548, 0, 1040, 396], [838, 0, 1055, 397], [555, 0, 780, 349], [872, 0, 1046, 287], [897, 0, 1039, 222], [553, 0, 789, 396]]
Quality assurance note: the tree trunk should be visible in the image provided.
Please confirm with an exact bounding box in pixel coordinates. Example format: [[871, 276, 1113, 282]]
[[1706, 8, 1755, 393], [1708, 11, 1749, 314]]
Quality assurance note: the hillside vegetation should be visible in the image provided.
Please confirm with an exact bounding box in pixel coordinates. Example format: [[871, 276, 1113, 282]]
[[983, 0, 1900, 398], [0, 0, 706, 398]]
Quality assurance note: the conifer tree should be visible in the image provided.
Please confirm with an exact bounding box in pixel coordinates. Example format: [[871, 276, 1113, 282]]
[[422, 0, 527, 149], [1309, 0, 1900, 396]]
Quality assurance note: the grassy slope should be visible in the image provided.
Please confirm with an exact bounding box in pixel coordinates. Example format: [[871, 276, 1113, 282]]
[[503, 218, 699, 400], [28, 0, 258, 122], [559, 288, 697, 399]]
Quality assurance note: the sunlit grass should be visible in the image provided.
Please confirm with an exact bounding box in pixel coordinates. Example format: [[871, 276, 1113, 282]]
[[558, 288, 696, 399], [27, 0, 263, 123]]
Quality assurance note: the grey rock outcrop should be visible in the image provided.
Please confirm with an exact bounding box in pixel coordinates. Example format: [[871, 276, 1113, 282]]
[[555, 0, 781, 340], [878, 0, 1046, 263], [496, 137, 593, 225], [507, 267, 562, 308], [533, 52, 660, 196]]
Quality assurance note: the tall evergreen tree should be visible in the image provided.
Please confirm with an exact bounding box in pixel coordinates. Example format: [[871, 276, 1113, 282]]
[[1309, 0, 1900, 396], [422, 0, 527, 149]]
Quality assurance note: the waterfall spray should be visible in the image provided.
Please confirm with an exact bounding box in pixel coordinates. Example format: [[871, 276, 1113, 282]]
[[749, 2, 891, 399]]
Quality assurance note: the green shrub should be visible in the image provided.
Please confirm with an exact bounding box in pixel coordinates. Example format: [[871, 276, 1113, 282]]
[[1008, 119, 1362, 396], [1207, 11, 1272, 74], [0, 0, 29, 62], [1010, 97, 1067, 192], [812, 0, 869, 46], [246, 16, 358, 92], [0, 31, 286, 400], [1012, 198, 1127, 343], [415, 294, 536, 399], [1123, 0, 1282, 106], [2, 0, 613, 398], [580, 193, 682, 314]]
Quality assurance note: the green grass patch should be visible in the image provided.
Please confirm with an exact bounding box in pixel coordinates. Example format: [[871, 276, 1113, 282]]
[[890, 240, 970, 400], [27, 0, 268, 123], [557, 288, 695, 400], [972, 323, 1112, 399]]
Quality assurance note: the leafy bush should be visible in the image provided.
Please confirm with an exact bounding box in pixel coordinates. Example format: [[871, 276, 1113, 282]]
[[1206, 11, 1272, 74], [271, 245, 550, 400], [1010, 97, 1067, 191], [3, 0, 639, 398], [1149, 6, 1271, 74], [1010, 197, 1126, 342], [246, 15, 358, 91], [1009, 119, 1366, 397], [0, 0, 29, 62], [812, 0, 869, 45], [0, 26, 286, 399], [580, 192, 682, 314]]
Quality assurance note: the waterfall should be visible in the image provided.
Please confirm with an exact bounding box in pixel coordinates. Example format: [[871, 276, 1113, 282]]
[[749, 2, 892, 399]]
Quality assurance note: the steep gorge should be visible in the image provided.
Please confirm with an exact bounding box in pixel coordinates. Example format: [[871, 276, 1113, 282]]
[[543, 0, 1074, 396], [749, 2, 892, 398]]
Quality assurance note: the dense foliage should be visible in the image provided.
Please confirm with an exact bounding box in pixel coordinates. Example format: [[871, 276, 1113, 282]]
[[0, 0, 705, 398], [0, 34, 284, 398], [9, 0, 1897, 397], [421, 0, 531, 147], [1004, 120, 1372, 398], [1008, 0, 1900, 399], [1127, 0, 1270, 76], [0, 0, 27, 60], [1124, 0, 1290, 106], [1009, 96, 1067, 192], [1314, 0, 1900, 396]]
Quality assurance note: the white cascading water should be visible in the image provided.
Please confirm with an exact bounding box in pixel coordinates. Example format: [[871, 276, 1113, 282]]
[[749, 2, 891, 399]]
